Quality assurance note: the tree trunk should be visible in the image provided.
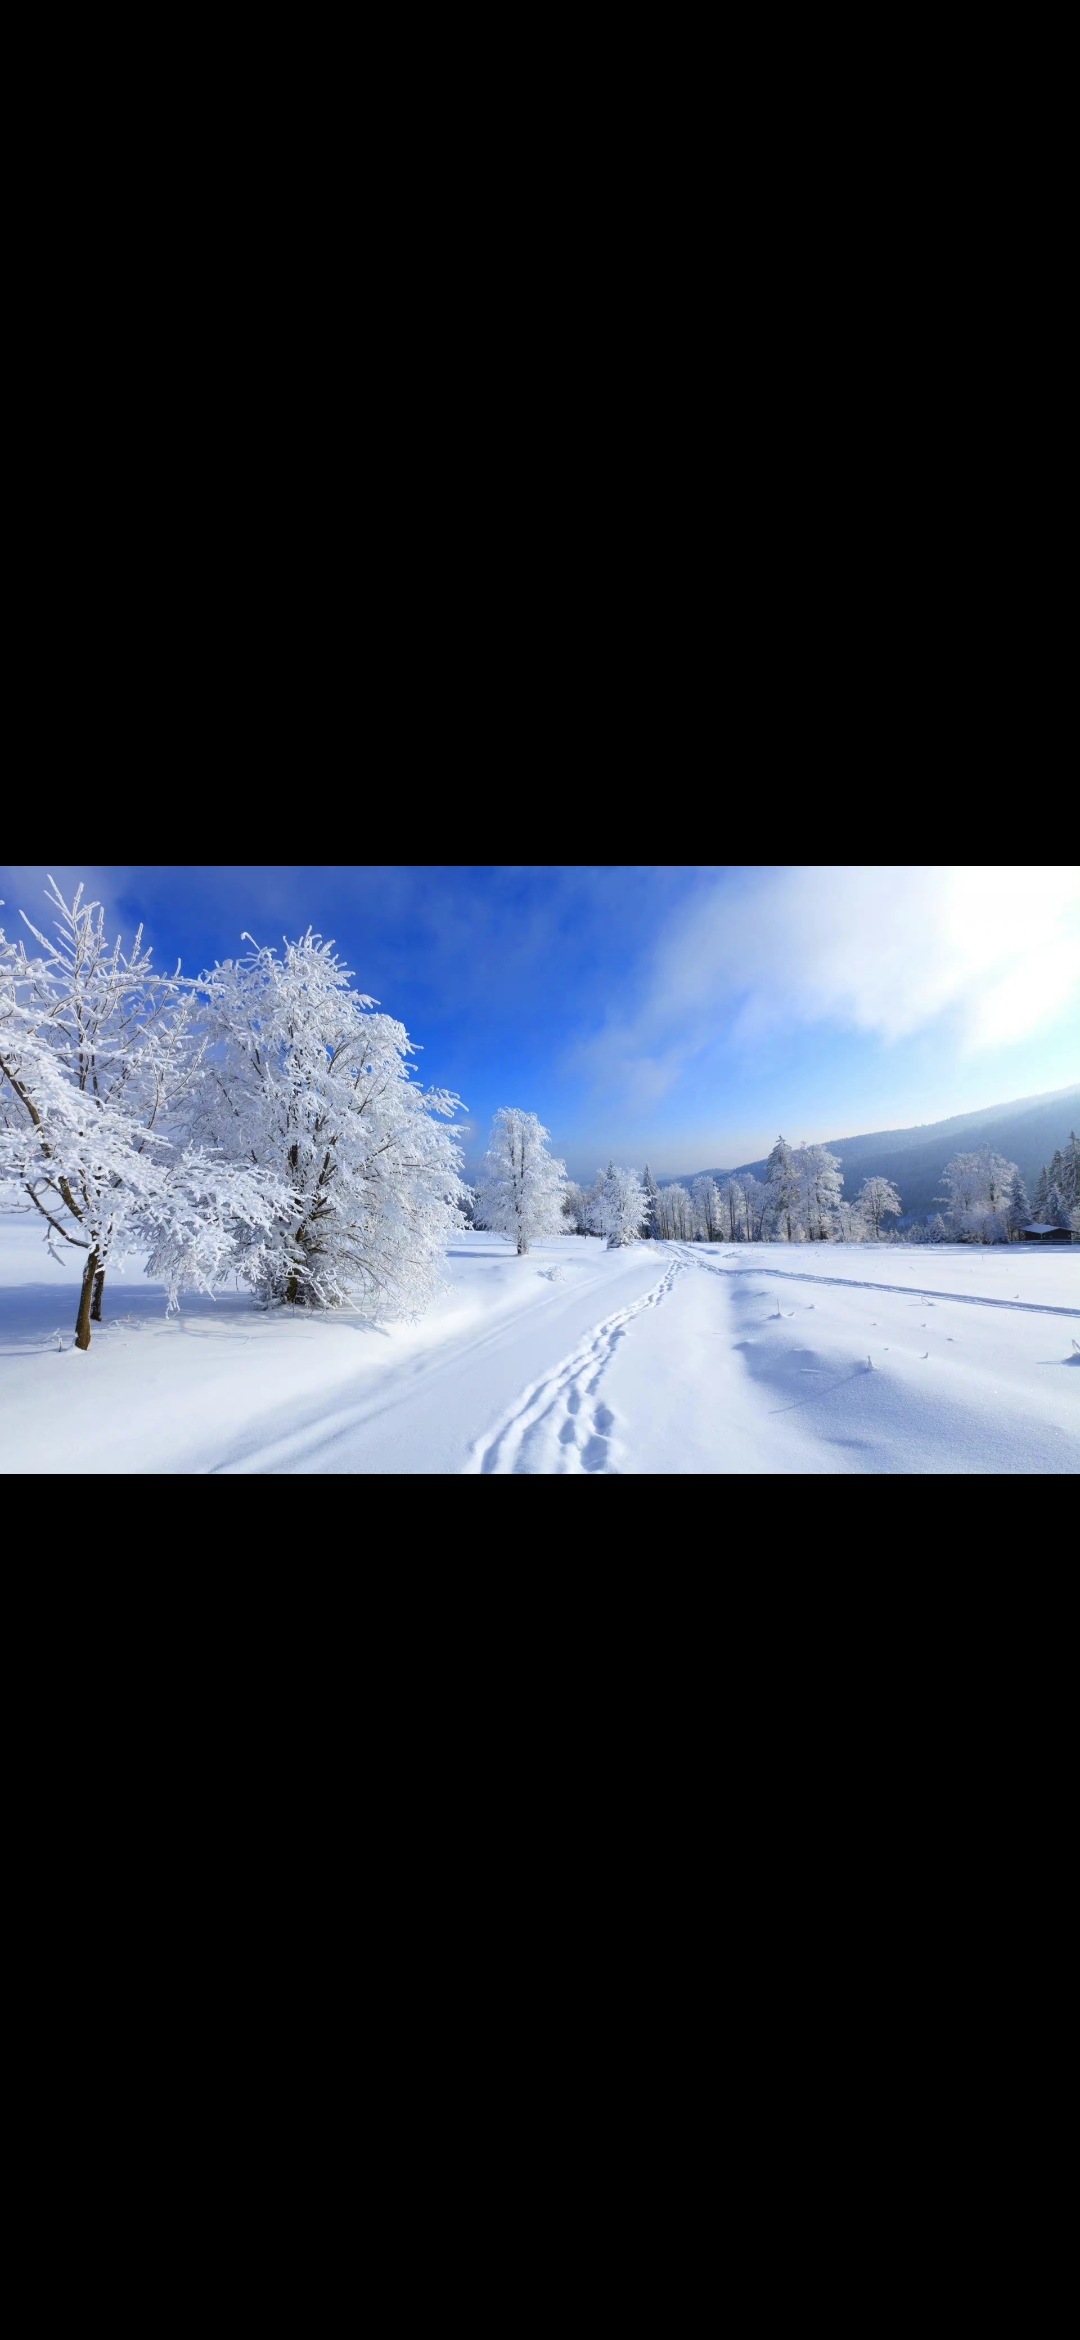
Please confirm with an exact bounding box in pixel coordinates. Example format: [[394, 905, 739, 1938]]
[[91, 1270, 106, 1321], [517, 1235, 530, 1254], [75, 1250, 100, 1351], [286, 1216, 310, 1303]]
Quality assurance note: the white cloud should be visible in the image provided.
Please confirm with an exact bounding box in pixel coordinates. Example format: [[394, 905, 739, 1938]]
[[575, 865, 1080, 1102]]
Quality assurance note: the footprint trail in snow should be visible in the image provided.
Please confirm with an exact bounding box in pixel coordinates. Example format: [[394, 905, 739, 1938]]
[[465, 1258, 686, 1474]]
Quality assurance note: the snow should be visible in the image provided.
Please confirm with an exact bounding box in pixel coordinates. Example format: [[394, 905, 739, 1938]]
[[1, 1221, 1077, 1474]]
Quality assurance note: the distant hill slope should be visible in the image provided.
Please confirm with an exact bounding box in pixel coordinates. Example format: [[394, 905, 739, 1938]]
[[668, 1084, 1080, 1221]]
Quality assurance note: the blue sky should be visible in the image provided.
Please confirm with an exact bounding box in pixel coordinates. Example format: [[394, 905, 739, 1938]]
[[3, 864, 1077, 1180]]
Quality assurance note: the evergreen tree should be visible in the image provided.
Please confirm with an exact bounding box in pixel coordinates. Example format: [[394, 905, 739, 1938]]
[[1046, 1182, 1071, 1230], [642, 1164, 662, 1239], [1038, 1135, 1080, 1224], [1005, 1166, 1031, 1241], [1065, 1133, 1080, 1215]]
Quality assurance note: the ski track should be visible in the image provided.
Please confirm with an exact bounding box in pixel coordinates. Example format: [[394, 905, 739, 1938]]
[[465, 1258, 686, 1475], [673, 1250, 1080, 1318]]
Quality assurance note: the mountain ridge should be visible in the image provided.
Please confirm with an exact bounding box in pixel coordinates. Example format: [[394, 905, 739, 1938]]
[[662, 1083, 1080, 1221]]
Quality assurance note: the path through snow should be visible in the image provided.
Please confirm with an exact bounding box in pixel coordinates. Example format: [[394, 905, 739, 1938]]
[[1, 1221, 1076, 1473], [465, 1256, 686, 1473]]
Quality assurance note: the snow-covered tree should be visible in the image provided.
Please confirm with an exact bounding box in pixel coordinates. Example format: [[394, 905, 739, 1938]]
[[0, 879, 284, 1349], [661, 1182, 694, 1240], [562, 1179, 587, 1234], [1036, 1136, 1079, 1231], [763, 1137, 800, 1241], [579, 1169, 605, 1237], [1034, 1138, 1079, 1229], [642, 1165, 663, 1240], [741, 1173, 768, 1241], [718, 1178, 742, 1241], [902, 1213, 948, 1245], [795, 1144, 843, 1241], [584, 1163, 617, 1240], [692, 1175, 722, 1243], [856, 1174, 903, 1240], [719, 1174, 758, 1242], [1046, 1182, 1071, 1230], [1042, 1152, 1064, 1206], [188, 930, 468, 1312], [649, 1183, 668, 1238], [939, 1150, 1016, 1244], [983, 1151, 1014, 1214], [1005, 1166, 1031, 1242], [1065, 1134, 1080, 1216], [475, 1107, 567, 1255], [591, 1162, 648, 1247], [836, 1196, 868, 1242]]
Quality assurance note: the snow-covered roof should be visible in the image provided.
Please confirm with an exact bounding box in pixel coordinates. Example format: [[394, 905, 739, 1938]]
[[1023, 1223, 1065, 1234]]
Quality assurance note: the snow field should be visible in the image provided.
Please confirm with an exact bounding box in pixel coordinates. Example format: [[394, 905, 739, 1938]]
[[1, 1223, 1076, 1474]]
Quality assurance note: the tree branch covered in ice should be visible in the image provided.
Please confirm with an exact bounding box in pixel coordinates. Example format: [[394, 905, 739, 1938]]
[[1, 883, 468, 1343], [0, 880, 288, 1347], [183, 931, 468, 1316]]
